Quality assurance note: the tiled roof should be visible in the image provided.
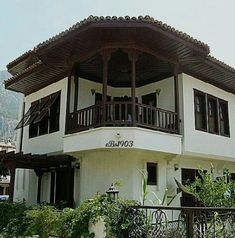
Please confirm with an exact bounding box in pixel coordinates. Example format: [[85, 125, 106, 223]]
[[7, 50, 33, 69], [7, 15, 210, 70], [207, 55, 235, 74], [5, 60, 42, 86]]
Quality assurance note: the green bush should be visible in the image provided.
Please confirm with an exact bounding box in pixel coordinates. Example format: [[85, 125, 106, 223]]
[[0, 195, 145, 238], [0, 202, 28, 238], [187, 168, 235, 207]]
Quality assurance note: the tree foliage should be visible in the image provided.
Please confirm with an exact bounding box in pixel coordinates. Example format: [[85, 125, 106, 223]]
[[186, 168, 235, 207]]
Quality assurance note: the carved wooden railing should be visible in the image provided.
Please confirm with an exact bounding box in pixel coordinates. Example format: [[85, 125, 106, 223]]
[[66, 102, 178, 134]]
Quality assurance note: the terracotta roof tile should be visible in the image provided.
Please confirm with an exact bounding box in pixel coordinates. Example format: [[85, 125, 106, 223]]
[[5, 60, 42, 86], [7, 50, 33, 69], [207, 55, 235, 74]]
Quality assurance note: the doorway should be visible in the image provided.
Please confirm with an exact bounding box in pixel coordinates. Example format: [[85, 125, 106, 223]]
[[50, 168, 74, 208], [142, 93, 157, 124], [181, 168, 200, 207]]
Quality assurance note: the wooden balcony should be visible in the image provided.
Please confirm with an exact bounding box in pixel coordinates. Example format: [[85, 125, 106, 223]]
[[66, 101, 178, 134]]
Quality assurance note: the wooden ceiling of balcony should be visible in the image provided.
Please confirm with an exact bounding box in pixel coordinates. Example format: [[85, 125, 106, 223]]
[[77, 50, 173, 87]]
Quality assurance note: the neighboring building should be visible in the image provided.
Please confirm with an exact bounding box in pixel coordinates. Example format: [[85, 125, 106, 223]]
[[0, 140, 16, 152], [2, 16, 235, 207], [0, 140, 15, 196], [0, 176, 10, 195]]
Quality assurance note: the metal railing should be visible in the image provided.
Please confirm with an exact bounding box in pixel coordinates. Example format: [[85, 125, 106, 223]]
[[128, 206, 235, 238]]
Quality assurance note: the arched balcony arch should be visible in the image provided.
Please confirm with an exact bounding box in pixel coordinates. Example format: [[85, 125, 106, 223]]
[[66, 47, 180, 134]]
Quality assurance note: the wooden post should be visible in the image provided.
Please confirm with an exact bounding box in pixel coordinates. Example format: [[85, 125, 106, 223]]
[[50, 171, 55, 204], [8, 163, 16, 202], [128, 49, 138, 127], [174, 67, 180, 133], [65, 69, 73, 134], [101, 50, 111, 126], [74, 71, 79, 112], [185, 209, 194, 238], [19, 102, 25, 152], [34, 169, 43, 204]]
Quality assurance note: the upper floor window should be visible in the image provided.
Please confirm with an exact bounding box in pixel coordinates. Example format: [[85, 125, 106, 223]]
[[29, 91, 61, 138], [15, 91, 61, 137], [207, 95, 218, 134], [219, 99, 230, 136], [194, 89, 230, 137], [194, 91, 207, 131]]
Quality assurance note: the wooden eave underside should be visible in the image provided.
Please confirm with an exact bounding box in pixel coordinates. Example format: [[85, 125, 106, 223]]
[[5, 26, 207, 94], [0, 150, 75, 169]]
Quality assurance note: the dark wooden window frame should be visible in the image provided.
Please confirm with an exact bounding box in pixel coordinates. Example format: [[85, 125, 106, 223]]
[[29, 91, 61, 138], [147, 162, 158, 186], [207, 94, 219, 135], [193, 89, 230, 137], [194, 89, 207, 132], [218, 99, 230, 137]]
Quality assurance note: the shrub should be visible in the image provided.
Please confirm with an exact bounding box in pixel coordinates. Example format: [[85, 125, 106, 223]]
[[25, 205, 61, 238], [0, 195, 146, 238], [0, 202, 28, 238], [186, 168, 235, 207]]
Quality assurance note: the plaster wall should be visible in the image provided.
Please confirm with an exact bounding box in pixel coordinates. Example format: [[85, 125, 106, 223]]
[[76, 149, 171, 205], [182, 74, 235, 160], [14, 169, 37, 205], [63, 127, 182, 155], [77, 77, 175, 111], [21, 78, 68, 154]]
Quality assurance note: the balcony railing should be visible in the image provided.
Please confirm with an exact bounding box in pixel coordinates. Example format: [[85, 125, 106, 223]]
[[66, 102, 178, 134]]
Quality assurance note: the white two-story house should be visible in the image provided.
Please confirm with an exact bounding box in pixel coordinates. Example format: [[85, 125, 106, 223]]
[[2, 16, 235, 207]]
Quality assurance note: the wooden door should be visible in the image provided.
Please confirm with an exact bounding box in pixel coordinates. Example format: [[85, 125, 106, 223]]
[[181, 168, 200, 207], [54, 168, 74, 208]]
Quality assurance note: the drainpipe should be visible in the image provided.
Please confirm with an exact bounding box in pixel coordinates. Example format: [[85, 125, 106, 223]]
[[19, 102, 25, 153]]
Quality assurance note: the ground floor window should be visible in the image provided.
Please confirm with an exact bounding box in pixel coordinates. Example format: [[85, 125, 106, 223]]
[[147, 162, 158, 186]]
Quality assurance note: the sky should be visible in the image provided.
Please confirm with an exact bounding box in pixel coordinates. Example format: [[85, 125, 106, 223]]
[[1, 0, 235, 70]]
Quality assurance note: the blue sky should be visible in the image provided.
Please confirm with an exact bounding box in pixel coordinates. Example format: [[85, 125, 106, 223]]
[[1, 0, 235, 70]]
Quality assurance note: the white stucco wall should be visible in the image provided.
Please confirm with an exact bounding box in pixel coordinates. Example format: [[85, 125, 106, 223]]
[[64, 127, 181, 155], [21, 78, 67, 154], [75, 149, 175, 205], [182, 74, 235, 160], [77, 77, 175, 111]]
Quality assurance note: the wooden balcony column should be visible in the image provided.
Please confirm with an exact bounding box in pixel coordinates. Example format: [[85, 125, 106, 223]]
[[101, 50, 112, 126], [127, 49, 139, 126], [66, 67, 79, 133], [34, 169, 44, 204], [174, 66, 180, 132]]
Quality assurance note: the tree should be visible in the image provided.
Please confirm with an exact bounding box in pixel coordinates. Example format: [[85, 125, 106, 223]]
[[186, 167, 235, 207]]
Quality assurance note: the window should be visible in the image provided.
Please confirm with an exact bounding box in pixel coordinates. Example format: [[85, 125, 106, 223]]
[[194, 90, 207, 131], [219, 99, 230, 136], [207, 95, 218, 134], [194, 89, 230, 137], [27, 91, 61, 138], [147, 163, 157, 185]]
